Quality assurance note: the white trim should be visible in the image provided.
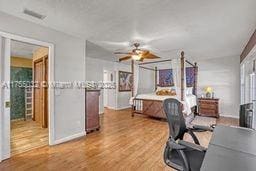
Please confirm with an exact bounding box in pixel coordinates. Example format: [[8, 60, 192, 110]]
[[53, 132, 86, 145], [0, 37, 11, 161], [106, 106, 131, 110], [0, 31, 55, 150], [116, 106, 131, 110], [0, 36, 2, 162], [2, 38, 11, 160], [104, 106, 115, 109], [105, 106, 116, 110], [0, 30, 54, 47], [220, 114, 239, 119], [48, 45, 55, 145]]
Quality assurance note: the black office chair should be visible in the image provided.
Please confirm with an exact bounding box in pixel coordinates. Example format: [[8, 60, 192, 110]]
[[163, 98, 213, 171]]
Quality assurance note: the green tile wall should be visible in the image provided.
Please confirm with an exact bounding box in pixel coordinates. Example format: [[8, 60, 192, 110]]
[[10, 67, 32, 120]]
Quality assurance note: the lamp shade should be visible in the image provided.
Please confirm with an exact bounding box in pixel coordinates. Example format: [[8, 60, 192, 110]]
[[205, 86, 213, 93]]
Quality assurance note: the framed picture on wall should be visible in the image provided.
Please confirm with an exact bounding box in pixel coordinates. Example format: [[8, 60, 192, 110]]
[[118, 71, 132, 92], [159, 69, 174, 87]]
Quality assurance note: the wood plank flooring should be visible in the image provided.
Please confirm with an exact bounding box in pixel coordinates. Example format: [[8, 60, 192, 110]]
[[1, 108, 238, 171], [11, 120, 48, 156]]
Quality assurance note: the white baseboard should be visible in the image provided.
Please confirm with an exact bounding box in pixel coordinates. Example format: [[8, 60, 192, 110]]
[[104, 106, 131, 110], [105, 106, 116, 110], [220, 114, 239, 119], [116, 106, 131, 110], [53, 132, 86, 145]]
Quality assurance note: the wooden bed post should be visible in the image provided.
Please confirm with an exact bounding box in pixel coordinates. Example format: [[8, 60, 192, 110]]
[[193, 62, 198, 115], [131, 59, 134, 97], [131, 59, 135, 117], [181, 51, 185, 101], [194, 62, 198, 96], [155, 67, 157, 91]]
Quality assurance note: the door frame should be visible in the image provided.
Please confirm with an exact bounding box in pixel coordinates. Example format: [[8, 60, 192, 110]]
[[0, 31, 55, 161], [0, 37, 11, 161]]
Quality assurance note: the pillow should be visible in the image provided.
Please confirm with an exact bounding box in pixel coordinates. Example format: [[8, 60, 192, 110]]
[[156, 86, 172, 92], [186, 87, 193, 95], [170, 89, 177, 96], [156, 89, 176, 96]]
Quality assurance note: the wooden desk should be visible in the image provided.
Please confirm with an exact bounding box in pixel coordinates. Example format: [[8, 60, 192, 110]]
[[201, 125, 256, 171], [201, 144, 256, 171], [210, 125, 256, 155]]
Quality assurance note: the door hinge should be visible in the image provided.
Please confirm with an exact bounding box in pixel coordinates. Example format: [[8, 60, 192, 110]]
[[5, 101, 10, 108]]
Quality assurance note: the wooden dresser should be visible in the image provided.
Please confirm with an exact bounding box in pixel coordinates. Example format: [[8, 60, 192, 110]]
[[85, 89, 100, 133], [198, 98, 219, 118]]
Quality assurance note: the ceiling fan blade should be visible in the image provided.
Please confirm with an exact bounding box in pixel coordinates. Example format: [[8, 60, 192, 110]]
[[139, 58, 144, 62], [119, 56, 131, 62], [140, 50, 150, 56], [142, 53, 161, 59]]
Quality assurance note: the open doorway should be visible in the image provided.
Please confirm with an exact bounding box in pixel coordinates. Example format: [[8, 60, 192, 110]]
[[10, 40, 49, 156], [103, 70, 116, 112]]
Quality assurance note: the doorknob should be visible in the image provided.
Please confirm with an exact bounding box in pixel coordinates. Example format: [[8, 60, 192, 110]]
[[5, 101, 10, 108]]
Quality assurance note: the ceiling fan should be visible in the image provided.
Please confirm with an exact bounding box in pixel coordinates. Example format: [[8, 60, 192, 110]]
[[114, 43, 160, 62]]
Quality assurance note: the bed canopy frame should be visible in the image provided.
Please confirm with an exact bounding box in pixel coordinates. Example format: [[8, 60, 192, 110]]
[[129, 51, 198, 118], [131, 51, 198, 101]]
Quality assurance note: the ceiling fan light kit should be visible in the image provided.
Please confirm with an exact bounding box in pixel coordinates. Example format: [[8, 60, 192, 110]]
[[132, 54, 141, 61]]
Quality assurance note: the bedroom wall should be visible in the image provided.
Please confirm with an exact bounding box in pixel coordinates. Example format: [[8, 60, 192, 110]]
[[0, 11, 86, 143], [197, 55, 240, 118], [85, 57, 131, 113], [85, 57, 115, 113]]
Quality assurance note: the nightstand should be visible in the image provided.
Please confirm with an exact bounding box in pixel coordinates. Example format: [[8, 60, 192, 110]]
[[198, 98, 219, 118]]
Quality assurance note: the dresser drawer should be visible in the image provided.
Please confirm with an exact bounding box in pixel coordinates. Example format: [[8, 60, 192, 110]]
[[87, 117, 99, 130], [199, 109, 216, 115], [200, 100, 217, 105], [200, 103, 216, 110]]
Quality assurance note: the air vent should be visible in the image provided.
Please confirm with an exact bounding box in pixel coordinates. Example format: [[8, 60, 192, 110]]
[[23, 8, 46, 20]]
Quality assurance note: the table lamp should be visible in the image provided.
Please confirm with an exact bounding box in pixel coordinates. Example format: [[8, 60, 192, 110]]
[[205, 86, 213, 98]]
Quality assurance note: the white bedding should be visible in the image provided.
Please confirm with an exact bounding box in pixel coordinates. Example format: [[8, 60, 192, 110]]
[[130, 93, 197, 115]]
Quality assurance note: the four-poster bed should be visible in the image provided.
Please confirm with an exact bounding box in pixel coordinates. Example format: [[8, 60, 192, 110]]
[[130, 51, 198, 120]]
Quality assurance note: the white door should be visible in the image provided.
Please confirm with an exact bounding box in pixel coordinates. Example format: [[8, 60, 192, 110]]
[[0, 36, 11, 161]]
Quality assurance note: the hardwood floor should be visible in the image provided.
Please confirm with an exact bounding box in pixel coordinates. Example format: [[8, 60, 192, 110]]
[[11, 119, 48, 156], [1, 109, 238, 171]]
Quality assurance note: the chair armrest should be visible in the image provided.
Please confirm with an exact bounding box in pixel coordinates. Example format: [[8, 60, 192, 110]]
[[178, 140, 207, 152], [167, 139, 186, 150], [192, 125, 214, 132]]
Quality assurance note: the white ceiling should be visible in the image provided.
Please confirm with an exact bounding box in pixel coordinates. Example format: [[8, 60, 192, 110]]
[[1, 0, 256, 61], [11, 40, 40, 59]]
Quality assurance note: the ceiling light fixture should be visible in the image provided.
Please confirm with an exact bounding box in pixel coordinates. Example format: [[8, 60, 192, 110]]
[[23, 8, 46, 20], [132, 54, 141, 61]]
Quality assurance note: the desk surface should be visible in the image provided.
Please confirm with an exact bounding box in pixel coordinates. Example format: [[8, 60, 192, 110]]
[[210, 125, 256, 155], [201, 125, 256, 171], [201, 144, 256, 171]]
